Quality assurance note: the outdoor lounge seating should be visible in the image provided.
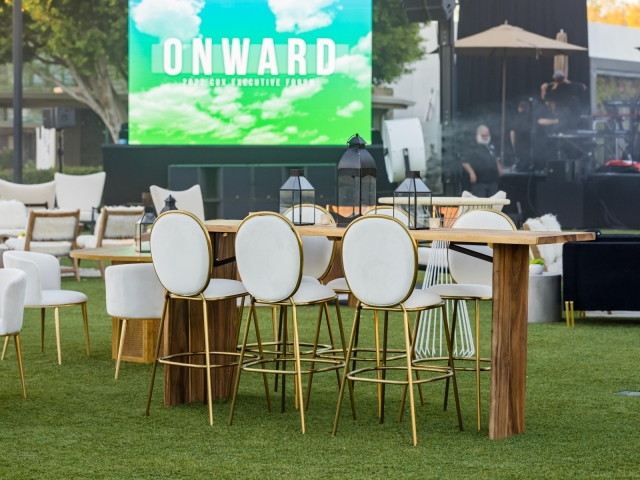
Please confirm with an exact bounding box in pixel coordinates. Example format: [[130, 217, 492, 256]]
[[5, 209, 82, 281], [2, 251, 89, 365], [0, 179, 56, 210], [54, 172, 106, 224], [0, 268, 27, 397], [0, 200, 28, 239]]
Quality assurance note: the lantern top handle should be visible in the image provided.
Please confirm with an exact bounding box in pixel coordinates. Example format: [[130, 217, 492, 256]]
[[348, 133, 367, 149]]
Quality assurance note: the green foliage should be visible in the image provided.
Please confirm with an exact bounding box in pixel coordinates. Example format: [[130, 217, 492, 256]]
[[530, 258, 545, 265], [372, 0, 427, 85], [0, 164, 102, 184]]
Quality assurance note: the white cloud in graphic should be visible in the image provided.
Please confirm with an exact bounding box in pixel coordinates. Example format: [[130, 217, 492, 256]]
[[310, 135, 329, 144], [284, 126, 299, 134], [335, 33, 372, 89], [129, 83, 245, 140], [242, 126, 289, 145], [260, 79, 327, 119], [131, 0, 205, 41], [267, 0, 340, 33], [336, 100, 364, 118]]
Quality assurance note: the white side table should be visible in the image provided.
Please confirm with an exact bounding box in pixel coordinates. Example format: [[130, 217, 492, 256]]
[[528, 272, 562, 323]]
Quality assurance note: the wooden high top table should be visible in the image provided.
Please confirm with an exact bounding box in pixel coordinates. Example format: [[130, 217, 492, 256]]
[[72, 223, 594, 440]]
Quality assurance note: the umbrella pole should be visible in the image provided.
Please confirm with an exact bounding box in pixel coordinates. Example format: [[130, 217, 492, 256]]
[[500, 55, 506, 164]]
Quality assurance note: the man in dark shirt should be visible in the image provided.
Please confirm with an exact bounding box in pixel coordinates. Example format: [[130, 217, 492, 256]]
[[541, 71, 584, 131], [462, 125, 503, 197]]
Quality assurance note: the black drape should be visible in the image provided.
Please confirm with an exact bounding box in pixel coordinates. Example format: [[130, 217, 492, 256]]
[[456, 0, 590, 116]]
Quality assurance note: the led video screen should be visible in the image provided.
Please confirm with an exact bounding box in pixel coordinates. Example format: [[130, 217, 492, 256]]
[[128, 0, 372, 145]]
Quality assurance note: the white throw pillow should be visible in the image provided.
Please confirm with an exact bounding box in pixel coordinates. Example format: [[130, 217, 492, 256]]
[[524, 217, 557, 266], [539, 213, 563, 260], [0, 200, 28, 229], [460, 190, 507, 212]]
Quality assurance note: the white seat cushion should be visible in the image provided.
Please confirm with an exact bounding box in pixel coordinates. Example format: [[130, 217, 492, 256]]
[[403, 289, 443, 309], [5, 237, 72, 256], [301, 275, 321, 285], [326, 277, 349, 292], [202, 279, 247, 300], [428, 283, 492, 299], [0, 229, 25, 238], [292, 283, 336, 304], [76, 235, 135, 249], [29, 289, 88, 307]]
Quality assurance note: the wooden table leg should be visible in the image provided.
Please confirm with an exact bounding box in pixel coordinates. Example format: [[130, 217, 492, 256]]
[[163, 232, 239, 406], [490, 243, 529, 439]]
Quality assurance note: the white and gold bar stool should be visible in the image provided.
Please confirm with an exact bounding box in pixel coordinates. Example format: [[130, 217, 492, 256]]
[[2, 250, 89, 365], [228, 212, 353, 434], [0, 268, 27, 397], [332, 214, 463, 446], [145, 210, 257, 426], [105, 263, 164, 379], [426, 209, 516, 431]]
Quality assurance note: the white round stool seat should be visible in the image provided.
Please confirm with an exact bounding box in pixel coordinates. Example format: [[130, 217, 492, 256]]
[[202, 279, 247, 300], [326, 277, 349, 293], [428, 283, 492, 300], [106, 264, 164, 319]]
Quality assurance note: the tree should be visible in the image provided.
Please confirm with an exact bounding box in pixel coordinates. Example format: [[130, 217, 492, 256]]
[[587, 0, 640, 28], [0, 0, 127, 141], [372, 0, 427, 85]]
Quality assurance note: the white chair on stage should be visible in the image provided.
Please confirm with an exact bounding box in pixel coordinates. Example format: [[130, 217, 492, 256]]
[[332, 214, 462, 446], [5, 209, 82, 281], [427, 209, 516, 430], [106, 263, 164, 379], [2, 251, 89, 365], [145, 210, 251, 426], [0, 268, 27, 397], [54, 172, 106, 225], [149, 185, 205, 221], [0, 178, 56, 210], [228, 212, 350, 434]]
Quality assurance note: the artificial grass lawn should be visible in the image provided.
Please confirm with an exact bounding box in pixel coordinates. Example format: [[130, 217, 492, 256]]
[[1, 269, 639, 479]]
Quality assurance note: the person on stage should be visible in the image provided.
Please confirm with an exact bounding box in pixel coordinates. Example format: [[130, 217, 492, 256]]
[[462, 125, 503, 197], [510, 101, 533, 171], [541, 71, 586, 131]]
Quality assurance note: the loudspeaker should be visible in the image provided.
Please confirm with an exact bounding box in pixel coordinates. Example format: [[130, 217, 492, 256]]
[[547, 160, 576, 182], [42, 108, 76, 130], [402, 0, 455, 22]]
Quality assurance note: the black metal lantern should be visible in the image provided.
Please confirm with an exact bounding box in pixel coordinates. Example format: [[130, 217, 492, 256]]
[[279, 169, 315, 225], [135, 206, 156, 253], [336, 133, 377, 226], [393, 171, 432, 229], [160, 195, 177, 214]]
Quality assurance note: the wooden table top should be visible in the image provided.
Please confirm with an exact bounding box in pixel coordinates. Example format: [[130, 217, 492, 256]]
[[70, 245, 152, 262], [204, 220, 594, 246], [70, 221, 595, 261], [378, 196, 511, 206]]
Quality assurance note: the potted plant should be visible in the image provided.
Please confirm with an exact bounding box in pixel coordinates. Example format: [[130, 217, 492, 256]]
[[529, 258, 544, 275]]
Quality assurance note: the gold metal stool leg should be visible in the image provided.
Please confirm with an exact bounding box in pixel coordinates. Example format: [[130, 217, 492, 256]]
[[82, 302, 90, 356], [333, 299, 356, 419], [304, 303, 326, 411], [115, 319, 127, 379], [14, 334, 26, 398], [201, 296, 214, 426], [54, 307, 62, 365], [380, 311, 389, 424], [229, 298, 254, 426], [333, 303, 361, 436], [401, 307, 418, 446], [474, 299, 482, 431], [251, 302, 272, 413], [441, 303, 463, 431], [40, 308, 45, 352], [1, 336, 9, 361], [443, 300, 458, 411], [291, 302, 306, 433], [145, 294, 169, 416], [374, 310, 382, 419]]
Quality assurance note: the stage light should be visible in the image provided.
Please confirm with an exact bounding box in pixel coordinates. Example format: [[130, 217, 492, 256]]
[[393, 171, 432, 230], [135, 206, 156, 253], [336, 133, 377, 226]]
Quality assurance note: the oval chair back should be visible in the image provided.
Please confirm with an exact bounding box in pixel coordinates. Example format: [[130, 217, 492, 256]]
[[236, 212, 303, 303], [448, 209, 516, 286], [365, 205, 412, 227], [150, 211, 212, 297], [284, 205, 335, 281], [342, 215, 417, 308], [3, 250, 61, 305], [0, 269, 27, 336]]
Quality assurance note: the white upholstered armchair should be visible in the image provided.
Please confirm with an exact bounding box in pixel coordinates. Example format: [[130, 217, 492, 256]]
[[149, 185, 205, 221], [54, 172, 106, 224], [0, 268, 27, 397]]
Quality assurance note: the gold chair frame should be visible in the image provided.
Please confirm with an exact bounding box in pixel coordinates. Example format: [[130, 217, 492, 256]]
[[0, 332, 26, 398]]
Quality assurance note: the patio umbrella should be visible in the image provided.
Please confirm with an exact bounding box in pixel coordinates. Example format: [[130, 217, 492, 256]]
[[554, 29, 569, 78], [455, 21, 587, 161]]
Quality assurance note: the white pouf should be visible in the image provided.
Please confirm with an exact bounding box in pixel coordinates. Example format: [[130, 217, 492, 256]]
[[528, 272, 562, 323]]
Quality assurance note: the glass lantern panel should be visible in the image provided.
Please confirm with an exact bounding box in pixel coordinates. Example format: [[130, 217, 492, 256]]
[[394, 193, 431, 229], [338, 175, 356, 219], [361, 175, 376, 214], [135, 220, 153, 253]]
